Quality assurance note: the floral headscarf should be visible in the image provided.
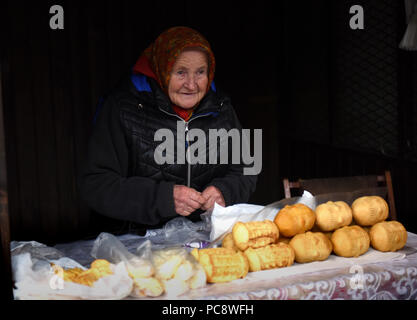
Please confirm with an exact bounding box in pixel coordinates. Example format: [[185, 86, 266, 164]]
[[133, 26, 216, 96]]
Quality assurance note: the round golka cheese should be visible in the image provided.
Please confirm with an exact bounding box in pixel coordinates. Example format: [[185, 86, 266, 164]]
[[369, 221, 407, 252], [315, 201, 353, 231], [289, 232, 333, 263], [331, 225, 370, 257], [351, 196, 389, 226], [274, 203, 316, 237]]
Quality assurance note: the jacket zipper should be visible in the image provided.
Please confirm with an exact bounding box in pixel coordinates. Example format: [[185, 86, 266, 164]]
[[185, 122, 191, 187], [158, 107, 213, 188]]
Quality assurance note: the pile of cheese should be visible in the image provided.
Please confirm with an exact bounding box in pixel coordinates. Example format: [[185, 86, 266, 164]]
[[222, 196, 407, 265], [54, 196, 407, 294]]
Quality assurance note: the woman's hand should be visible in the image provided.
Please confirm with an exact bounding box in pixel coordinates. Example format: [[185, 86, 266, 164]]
[[201, 186, 225, 211], [173, 185, 206, 216]]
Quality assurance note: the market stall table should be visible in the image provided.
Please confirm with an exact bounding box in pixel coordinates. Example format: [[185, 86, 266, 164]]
[[49, 230, 417, 300]]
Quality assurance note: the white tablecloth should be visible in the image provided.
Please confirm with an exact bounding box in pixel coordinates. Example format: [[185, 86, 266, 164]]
[[51, 231, 417, 300]]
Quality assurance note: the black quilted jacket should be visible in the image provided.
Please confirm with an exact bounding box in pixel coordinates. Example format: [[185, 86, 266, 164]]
[[78, 74, 257, 230]]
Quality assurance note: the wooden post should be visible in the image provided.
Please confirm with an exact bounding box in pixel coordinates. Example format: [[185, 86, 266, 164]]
[[385, 170, 397, 221], [0, 63, 13, 300]]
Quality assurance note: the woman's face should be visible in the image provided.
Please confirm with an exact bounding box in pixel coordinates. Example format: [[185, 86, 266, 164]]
[[168, 49, 208, 109]]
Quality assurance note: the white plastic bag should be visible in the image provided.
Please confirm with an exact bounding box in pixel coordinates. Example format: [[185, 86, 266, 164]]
[[208, 192, 316, 244]]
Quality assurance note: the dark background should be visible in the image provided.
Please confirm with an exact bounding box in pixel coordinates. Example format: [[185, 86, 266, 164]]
[[1, 0, 417, 246]]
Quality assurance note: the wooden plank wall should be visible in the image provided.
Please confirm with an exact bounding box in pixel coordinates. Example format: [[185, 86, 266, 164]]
[[1, 1, 281, 244], [1, 0, 417, 246]]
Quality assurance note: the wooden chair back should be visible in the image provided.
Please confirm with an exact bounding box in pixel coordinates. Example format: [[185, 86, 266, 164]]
[[283, 170, 397, 221]]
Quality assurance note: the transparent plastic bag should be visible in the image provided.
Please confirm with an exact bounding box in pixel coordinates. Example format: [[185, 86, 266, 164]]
[[91, 232, 162, 298], [11, 241, 132, 300], [128, 217, 211, 250], [159, 217, 211, 248], [91, 232, 207, 298], [91, 232, 152, 265], [147, 245, 206, 298], [11, 241, 66, 272]]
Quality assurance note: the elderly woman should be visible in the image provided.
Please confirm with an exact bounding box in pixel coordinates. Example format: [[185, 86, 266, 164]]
[[79, 26, 257, 234]]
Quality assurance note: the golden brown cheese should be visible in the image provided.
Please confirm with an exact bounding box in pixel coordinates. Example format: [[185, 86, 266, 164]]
[[315, 201, 352, 231], [191, 248, 249, 283], [369, 221, 407, 252], [274, 203, 316, 237], [351, 196, 389, 226], [244, 243, 295, 272], [331, 225, 370, 257], [232, 220, 279, 251], [52, 259, 113, 287], [222, 232, 239, 251], [289, 232, 333, 263]]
